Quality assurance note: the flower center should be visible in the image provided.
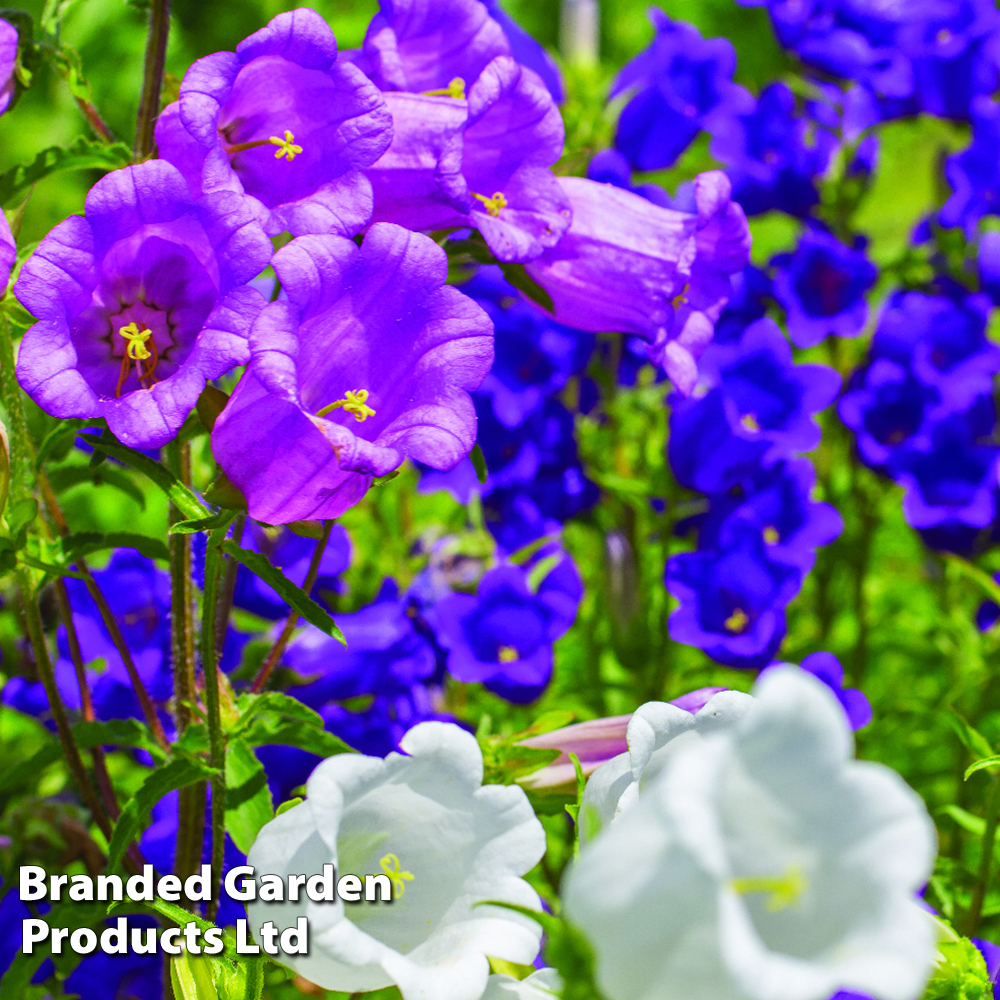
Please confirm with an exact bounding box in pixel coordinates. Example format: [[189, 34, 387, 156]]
[[225, 129, 303, 161], [380, 853, 415, 898], [422, 77, 465, 99], [671, 283, 690, 309], [723, 607, 749, 634], [763, 526, 780, 544], [740, 412, 760, 433], [115, 322, 160, 397], [317, 389, 376, 422], [497, 645, 519, 663], [731, 864, 808, 912], [471, 190, 508, 218]]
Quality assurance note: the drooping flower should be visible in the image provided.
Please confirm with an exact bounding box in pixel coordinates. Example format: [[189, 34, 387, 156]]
[[669, 318, 841, 493], [523, 171, 752, 394], [666, 519, 802, 669], [579, 690, 754, 842], [211, 224, 494, 524], [610, 9, 754, 171], [711, 82, 835, 218], [762, 652, 872, 730], [13, 160, 272, 448], [430, 556, 582, 703], [0, 205, 14, 291], [564, 667, 938, 1000], [771, 230, 878, 349], [245, 722, 546, 1000], [697, 459, 843, 574], [0, 19, 16, 117], [155, 8, 393, 238], [366, 55, 571, 263]]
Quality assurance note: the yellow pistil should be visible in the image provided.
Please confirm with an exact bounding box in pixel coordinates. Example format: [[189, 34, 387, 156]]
[[269, 130, 303, 161], [740, 412, 761, 433], [723, 607, 749, 634], [471, 190, 508, 218], [115, 322, 159, 397], [224, 129, 303, 161], [316, 389, 376, 422], [731, 864, 808, 912], [497, 645, 519, 663], [763, 526, 780, 544], [671, 283, 690, 309], [422, 76, 466, 99], [380, 853, 415, 898]]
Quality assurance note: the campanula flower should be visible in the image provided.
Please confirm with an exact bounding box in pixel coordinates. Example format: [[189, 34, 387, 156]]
[[762, 652, 872, 730], [579, 690, 754, 842], [155, 8, 392, 238], [669, 319, 841, 493], [772, 230, 878, 349], [246, 722, 545, 1000], [564, 667, 937, 1000], [870, 291, 1000, 413], [524, 171, 752, 394], [941, 96, 1000, 234], [211, 224, 494, 524], [430, 556, 582, 703], [711, 82, 835, 218], [13, 160, 272, 448], [0, 204, 15, 291], [367, 55, 571, 263], [713, 265, 773, 345], [0, 19, 16, 116], [610, 9, 753, 171], [666, 519, 802, 669]]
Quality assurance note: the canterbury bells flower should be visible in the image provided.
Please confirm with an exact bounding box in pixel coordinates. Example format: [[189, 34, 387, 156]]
[[564, 667, 937, 1000], [246, 721, 545, 1000], [579, 689, 753, 842]]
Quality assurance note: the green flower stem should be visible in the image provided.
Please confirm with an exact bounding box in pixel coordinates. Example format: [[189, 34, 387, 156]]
[[134, 0, 171, 159], [214, 514, 245, 659], [16, 567, 113, 841], [250, 519, 334, 694], [0, 313, 31, 502], [965, 773, 1000, 937], [201, 516, 236, 920]]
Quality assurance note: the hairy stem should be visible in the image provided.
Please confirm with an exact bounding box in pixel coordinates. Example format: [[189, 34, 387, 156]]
[[202, 518, 235, 919], [250, 520, 333, 693], [134, 0, 171, 159]]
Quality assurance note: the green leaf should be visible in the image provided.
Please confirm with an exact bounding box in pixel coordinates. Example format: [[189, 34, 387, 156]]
[[169, 509, 237, 535], [276, 797, 303, 817], [947, 708, 995, 762], [221, 540, 345, 643], [203, 472, 247, 510], [242, 715, 354, 757], [108, 758, 217, 870], [498, 262, 555, 314], [171, 950, 220, 1000], [5, 497, 37, 543], [470, 443, 488, 484], [965, 755, 1000, 780], [527, 553, 562, 594], [0, 137, 132, 204], [63, 530, 168, 562], [80, 433, 209, 521], [235, 690, 326, 732], [40, 0, 86, 35], [225, 738, 274, 854], [46, 464, 146, 509]]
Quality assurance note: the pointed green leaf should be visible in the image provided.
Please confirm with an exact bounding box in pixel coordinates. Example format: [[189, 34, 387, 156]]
[[225, 738, 274, 854], [0, 137, 132, 204], [63, 530, 168, 562], [46, 464, 146, 509], [965, 755, 1000, 780]]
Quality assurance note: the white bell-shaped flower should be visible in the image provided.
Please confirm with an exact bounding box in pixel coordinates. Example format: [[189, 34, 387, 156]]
[[481, 968, 563, 1000], [564, 667, 937, 1000], [580, 689, 753, 841], [246, 722, 546, 1000]]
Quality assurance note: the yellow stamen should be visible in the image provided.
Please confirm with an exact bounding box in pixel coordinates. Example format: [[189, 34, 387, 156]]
[[497, 645, 519, 663], [763, 526, 780, 544], [380, 853, 415, 898], [120, 322, 152, 361], [317, 389, 376, 422], [471, 190, 508, 218], [422, 77, 466, 99], [671, 283, 690, 309], [269, 130, 303, 161], [724, 607, 749, 634], [740, 412, 760, 433], [732, 864, 808, 912]]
